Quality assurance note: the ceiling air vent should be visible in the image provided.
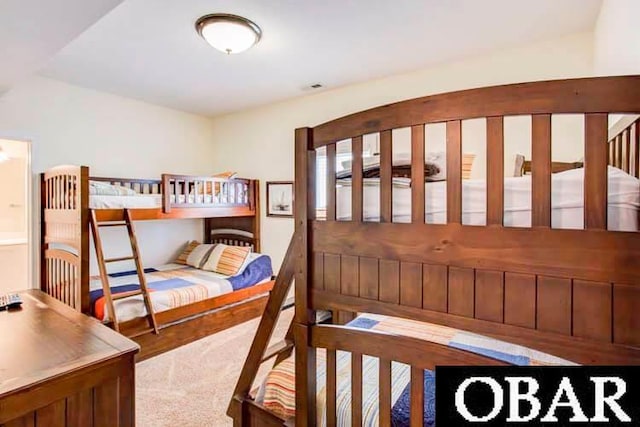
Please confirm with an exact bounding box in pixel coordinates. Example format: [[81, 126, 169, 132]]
[[302, 83, 324, 91]]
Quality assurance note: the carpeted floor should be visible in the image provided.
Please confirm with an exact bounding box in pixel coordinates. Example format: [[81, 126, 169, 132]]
[[136, 306, 294, 426]]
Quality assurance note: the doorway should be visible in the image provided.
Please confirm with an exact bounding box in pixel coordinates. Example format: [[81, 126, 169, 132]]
[[0, 138, 31, 294]]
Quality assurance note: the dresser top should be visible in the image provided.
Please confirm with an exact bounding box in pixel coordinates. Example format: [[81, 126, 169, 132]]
[[0, 290, 139, 398]]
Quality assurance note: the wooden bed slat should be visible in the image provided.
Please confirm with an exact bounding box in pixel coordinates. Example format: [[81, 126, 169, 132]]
[[447, 266, 474, 317], [341, 255, 359, 297], [312, 252, 324, 290], [504, 272, 536, 329], [351, 136, 363, 223], [422, 264, 448, 313], [474, 269, 504, 323], [609, 139, 614, 167], [324, 254, 341, 294], [410, 367, 424, 427], [613, 284, 640, 347], [623, 129, 631, 173], [616, 135, 623, 169], [326, 349, 337, 427], [446, 120, 462, 224], [584, 113, 608, 230], [380, 130, 393, 223], [400, 262, 423, 308], [486, 116, 504, 226], [327, 144, 337, 221], [573, 280, 612, 343], [632, 120, 640, 178], [537, 276, 572, 336], [359, 257, 379, 300], [411, 125, 425, 224], [532, 114, 552, 227], [379, 259, 400, 304], [379, 358, 392, 427], [351, 352, 363, 427]]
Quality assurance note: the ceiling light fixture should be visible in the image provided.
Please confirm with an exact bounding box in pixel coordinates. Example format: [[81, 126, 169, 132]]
[[195, 13, 262, 54]]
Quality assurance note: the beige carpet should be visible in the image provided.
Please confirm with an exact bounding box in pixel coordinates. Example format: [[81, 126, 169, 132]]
[[136, 306, 294, 427]]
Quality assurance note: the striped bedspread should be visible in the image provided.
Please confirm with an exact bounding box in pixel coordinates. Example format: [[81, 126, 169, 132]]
[[257, 313, 575, 426], [89, 254, 272, 323]]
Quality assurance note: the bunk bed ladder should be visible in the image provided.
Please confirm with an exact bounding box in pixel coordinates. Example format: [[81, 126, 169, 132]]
[[89, 209, 160, 335], [228, 231, 299, 422]]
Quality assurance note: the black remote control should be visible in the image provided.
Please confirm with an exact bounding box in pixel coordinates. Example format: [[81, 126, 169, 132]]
[[0, 293, 23, 310]]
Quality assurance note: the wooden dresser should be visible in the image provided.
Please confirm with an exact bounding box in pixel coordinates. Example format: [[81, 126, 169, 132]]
[[0, 290, 139, 427]]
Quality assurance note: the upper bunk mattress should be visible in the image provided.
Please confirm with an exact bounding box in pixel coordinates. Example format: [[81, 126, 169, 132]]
[[89, 253, 273, 323], [335, 166, 640, 231], [256, 313, 575, 426]]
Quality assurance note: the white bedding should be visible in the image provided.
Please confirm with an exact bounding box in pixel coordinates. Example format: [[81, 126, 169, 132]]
[[336, 166, 640, 231], [89, 194, 216, 209]]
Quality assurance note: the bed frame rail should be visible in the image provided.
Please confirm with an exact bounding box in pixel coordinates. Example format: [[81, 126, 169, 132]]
[[161, 174, 253, 213], [40, 165, 89, 312], [91, 174, 256, 214]]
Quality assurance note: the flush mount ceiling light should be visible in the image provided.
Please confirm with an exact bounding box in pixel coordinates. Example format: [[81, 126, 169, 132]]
[[195, 13, 262, 54]]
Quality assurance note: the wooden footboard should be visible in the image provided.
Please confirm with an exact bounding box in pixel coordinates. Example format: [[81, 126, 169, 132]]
[[40, 165, 89, 312]]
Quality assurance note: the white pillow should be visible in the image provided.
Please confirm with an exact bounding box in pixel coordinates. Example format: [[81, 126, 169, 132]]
[[89, 181, 137, 196], [186, 243, 216, 268]]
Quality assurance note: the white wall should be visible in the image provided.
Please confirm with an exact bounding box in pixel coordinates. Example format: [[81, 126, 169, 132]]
[[209, 33, 595, 271], [0, 76, 217, 287], [594, 0, 640, 75], [0, 139, 29, 236], [0, 138, 29, 293]]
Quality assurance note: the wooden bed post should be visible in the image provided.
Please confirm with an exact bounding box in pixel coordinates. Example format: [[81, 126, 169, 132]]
[[79, 166, 90, 313], [39, 173, 47, 296], [253, 180, 261, 252], [294, 127, 317, 427]]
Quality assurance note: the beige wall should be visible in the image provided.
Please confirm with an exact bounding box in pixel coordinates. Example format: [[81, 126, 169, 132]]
[[0, 76, 217, 286], [594, 0, 640, 75], [209, 32, 595, 271]]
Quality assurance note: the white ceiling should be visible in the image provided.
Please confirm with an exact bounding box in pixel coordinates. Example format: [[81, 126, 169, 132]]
[[39, 0, 602, 117], [0, 0, 124, 92]]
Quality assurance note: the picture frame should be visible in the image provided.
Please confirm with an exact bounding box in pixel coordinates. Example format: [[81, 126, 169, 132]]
[[266, 181, 294, 217]]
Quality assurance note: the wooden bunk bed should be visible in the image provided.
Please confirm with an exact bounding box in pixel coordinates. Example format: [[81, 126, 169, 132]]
[[229, 76, 640, 426], [40, 166, 274, 359]]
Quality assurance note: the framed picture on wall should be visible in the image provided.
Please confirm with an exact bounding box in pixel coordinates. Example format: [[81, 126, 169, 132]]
[[266, 181, 294, 217]]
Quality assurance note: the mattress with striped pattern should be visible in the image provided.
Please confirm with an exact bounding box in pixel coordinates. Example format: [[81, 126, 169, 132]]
[[256, 313, 575, 426]]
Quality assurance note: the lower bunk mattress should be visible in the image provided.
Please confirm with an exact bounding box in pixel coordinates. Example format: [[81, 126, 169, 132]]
[[256, 313, 574, 426], [89, 253, 272, 323]]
